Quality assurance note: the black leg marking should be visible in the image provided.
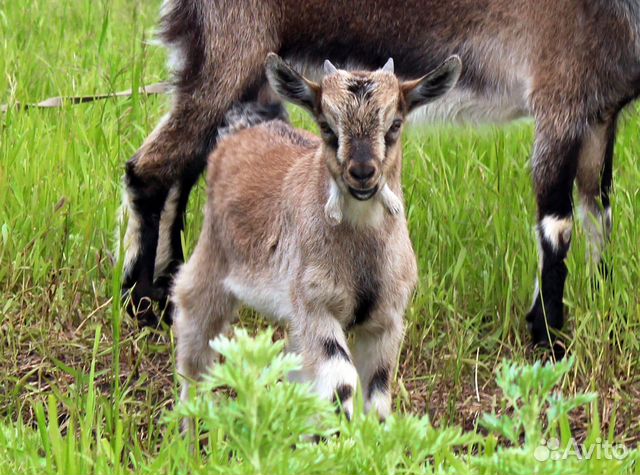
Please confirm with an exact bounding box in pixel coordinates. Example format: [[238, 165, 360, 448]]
[[332, 384, 354, 419], [367, 366, 389, 399], [122, 159, 169, 326], [526, 134, 581, 355], [322, 338, 350, 362], [332, 384, 353, 405], [527, 234, 570, 358], [597, 117, 617, 281], [599, 117, 617, 210]]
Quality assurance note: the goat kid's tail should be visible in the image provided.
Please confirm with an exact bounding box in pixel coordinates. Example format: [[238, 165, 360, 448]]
[[218, 101, 288, 140]]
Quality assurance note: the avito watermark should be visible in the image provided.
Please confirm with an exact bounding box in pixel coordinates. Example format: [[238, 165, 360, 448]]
[[534, 437, 628, 462]]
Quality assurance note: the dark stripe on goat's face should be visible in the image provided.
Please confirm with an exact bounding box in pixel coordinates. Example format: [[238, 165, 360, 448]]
[[347, 78, 375, 100], [349, 137, 375, 164], [367, 366, 390, 398], [322, 338, 350, 361]]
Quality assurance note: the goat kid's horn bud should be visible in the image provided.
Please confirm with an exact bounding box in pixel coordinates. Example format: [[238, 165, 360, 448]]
[[382, 58, 394, 73], [324, 59, 339, 76]]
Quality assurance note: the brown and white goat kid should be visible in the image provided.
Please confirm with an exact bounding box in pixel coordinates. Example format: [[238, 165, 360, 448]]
[[172, 54, 461, 418]]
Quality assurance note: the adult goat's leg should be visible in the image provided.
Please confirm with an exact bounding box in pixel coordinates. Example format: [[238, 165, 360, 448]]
[[120, 1, 280, 325], [121, 99, 216, 326], [576, 117, 617, 273], [152, 85, 286, 324], [526, 124, 582, 357]]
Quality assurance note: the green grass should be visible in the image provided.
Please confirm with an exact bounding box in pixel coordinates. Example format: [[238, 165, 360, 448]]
[[1, 0, 639, 472]]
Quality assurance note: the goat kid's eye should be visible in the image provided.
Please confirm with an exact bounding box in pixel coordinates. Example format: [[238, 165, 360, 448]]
[[385, 119, 403, 144], [388, 119, 403, 134], [319, 122, 338, 146], [319, 122, 335, 137]]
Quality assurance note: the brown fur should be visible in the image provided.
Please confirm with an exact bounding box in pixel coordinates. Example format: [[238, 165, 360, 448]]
[[170, 58, 464, 418]]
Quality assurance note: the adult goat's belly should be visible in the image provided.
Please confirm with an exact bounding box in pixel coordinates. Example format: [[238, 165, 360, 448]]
[[410, 85, 530, 125]]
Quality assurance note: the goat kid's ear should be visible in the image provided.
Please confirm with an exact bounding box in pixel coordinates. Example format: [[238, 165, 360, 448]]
[[402, 55, 462, 112], [265, 53, 320, 112]]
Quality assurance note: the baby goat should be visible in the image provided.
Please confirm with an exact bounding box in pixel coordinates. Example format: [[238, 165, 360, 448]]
[[172, 54, 461, 419]]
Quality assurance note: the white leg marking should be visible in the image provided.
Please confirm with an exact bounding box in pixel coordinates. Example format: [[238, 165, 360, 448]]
[[314, 358, 358, 417], [324, 178, 343, 226], [539, 216, 573, 252], [117, 113, 173, 277], [118, 188, 142, 276], [154, 185, 181, 277], [365, 391, 392, 420], [531, 277, 540, 308]]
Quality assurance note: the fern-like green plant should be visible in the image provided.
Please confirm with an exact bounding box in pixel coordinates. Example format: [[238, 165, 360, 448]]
[[476, 357, 637, 475], [171, 328, 339, 474]]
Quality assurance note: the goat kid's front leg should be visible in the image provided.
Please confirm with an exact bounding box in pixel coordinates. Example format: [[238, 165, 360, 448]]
[[352, 317, 404, 421], [526, 128, 581, 358], [289, 314, 358, 419]]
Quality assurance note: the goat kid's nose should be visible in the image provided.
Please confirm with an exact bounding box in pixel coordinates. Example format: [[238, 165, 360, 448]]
[[348, 162, 376, 182]]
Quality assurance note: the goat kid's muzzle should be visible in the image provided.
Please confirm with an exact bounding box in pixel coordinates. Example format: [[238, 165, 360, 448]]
[[347, 184, 379, 201]]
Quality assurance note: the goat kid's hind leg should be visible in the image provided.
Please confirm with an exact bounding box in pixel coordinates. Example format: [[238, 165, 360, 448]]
[[576, 118, 616, 275], [172, 239, 236, 406], [526, 127, 582, 357], [351, 318, 404, 421], [289, 315, 358, 419], [120, 0, 281, 325]]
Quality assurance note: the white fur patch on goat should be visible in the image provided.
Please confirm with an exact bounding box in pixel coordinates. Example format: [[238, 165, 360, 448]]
[[157, 0, 187, 75], [539, 216, 573, 252], [365, 391, 392, 419], [342, 196, 385, 228], [324, 178, 344, 225], [410, 80, 529, 125], [530, 277, 540, 308], [223, 273, 293, 321], [326, 181, 402, 226], [154, 185, 181, 277], [118, 188, 142, 276], [378, 184, 403, 216], [314, 357, 358, 415]]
